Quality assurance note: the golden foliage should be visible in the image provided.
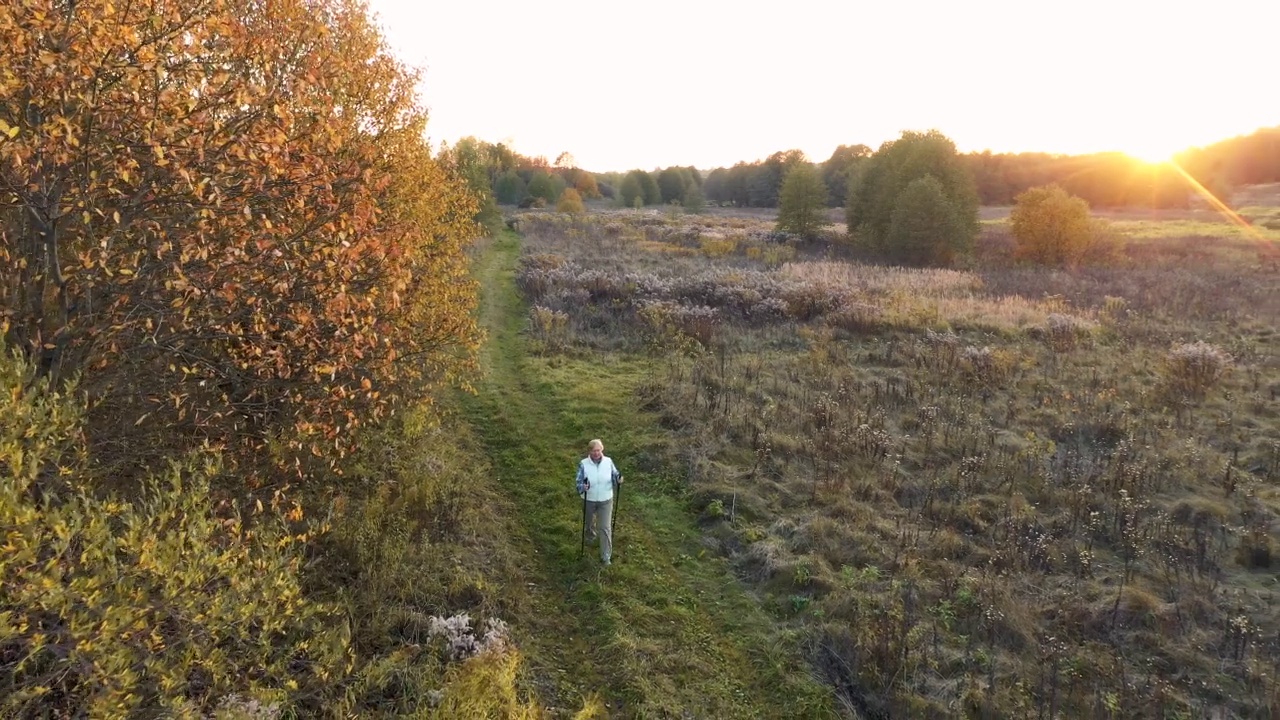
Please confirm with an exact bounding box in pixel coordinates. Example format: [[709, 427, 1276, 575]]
[[428, 650, 543, 719], [1010, 184, 1101, 266], [699, 234, 736, 257], [0, 0, 480, 481], [556, 188, 586, 214]]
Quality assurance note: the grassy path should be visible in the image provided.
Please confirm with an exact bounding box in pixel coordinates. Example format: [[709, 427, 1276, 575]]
[[459, 232, 836, 718]]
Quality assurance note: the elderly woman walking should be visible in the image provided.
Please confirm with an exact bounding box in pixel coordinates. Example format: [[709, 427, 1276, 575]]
[[575, 439, 623, 565]]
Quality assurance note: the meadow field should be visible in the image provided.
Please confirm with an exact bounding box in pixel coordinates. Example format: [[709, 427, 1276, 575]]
[[510, 196, 1280, 718]]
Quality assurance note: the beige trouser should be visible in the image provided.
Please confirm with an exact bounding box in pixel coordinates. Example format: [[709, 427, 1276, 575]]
[[585, 498, 614, 562]]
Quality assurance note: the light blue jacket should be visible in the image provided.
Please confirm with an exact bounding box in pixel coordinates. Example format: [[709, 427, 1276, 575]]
[[575, 456, 620, 502]]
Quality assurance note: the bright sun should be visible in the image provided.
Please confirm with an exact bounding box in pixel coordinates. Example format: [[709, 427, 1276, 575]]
[[1123, 138, 1179, 164]]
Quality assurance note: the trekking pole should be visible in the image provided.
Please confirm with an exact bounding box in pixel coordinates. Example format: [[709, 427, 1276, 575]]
[[612, 476, 621, 541], [579, 485, 588, 560]]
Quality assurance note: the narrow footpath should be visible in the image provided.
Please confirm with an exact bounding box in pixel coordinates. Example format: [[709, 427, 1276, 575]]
[[460, 232, 836, 718]]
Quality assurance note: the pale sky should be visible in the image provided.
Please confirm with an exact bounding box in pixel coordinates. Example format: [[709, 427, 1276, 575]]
[[366, 0, 1279, 172]]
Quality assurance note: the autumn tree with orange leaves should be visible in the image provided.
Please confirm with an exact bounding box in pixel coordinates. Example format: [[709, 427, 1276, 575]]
[[0, 0, 480, 483]]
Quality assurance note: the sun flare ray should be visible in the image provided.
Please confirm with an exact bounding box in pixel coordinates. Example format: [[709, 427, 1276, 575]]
[[1166, 160, 1270, 247]]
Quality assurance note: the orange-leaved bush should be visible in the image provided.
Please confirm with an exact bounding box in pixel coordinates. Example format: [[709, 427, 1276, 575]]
[[557, 187, 586, 214], [0, 0, 480, 483]]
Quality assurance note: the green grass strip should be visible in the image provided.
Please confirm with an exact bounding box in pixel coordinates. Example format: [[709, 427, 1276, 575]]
[[459, 231, 836, 718]]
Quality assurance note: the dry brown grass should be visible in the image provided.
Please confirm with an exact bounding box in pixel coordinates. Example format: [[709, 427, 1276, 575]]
[[512, 202, 1280, 719], [780, 260, 1096, 332]]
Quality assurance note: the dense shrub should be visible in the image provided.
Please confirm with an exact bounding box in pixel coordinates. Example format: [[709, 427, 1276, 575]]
[[527, 171, 562, 204], [700, 234, 737, 257], [529, 305, 570, 352], [1, 0, 480, 486], [557, 188, 586, 214], [0, 349, 344, 717], [1010, 184, 1122, 267]]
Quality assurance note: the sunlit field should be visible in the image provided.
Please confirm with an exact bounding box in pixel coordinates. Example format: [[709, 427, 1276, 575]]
[[512, 201, 1280, 718]]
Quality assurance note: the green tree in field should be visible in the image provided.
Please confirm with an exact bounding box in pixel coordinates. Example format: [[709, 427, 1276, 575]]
[[557, 187, 586, 214], [683, 183, 707, 213], [439, 137, 503, 232], [777, 162, 829, 238], [527, 171, 561, 204], [724, 162, 755, 206], [848, 130, 978, 265], [640, 171, 662, 205], [657, 167, 690, 204], [620, 170, 659, 206], [619, 171, 645, 207], [494, 169, 526, 205], [702, 167, 728, 205], [1010, 184, 1093, 266], [751, 149, 807, 207], [823, 144, 871, 207], [564, 167, 602, 198], [886, 175, 968, 266]]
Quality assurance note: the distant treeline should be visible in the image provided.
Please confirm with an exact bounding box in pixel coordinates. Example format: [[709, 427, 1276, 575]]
[[1175, 126, 1280, 197], [968, 125, 1280, 206], [696, 127, 1280, 210], [441, 127, 1280, 217]]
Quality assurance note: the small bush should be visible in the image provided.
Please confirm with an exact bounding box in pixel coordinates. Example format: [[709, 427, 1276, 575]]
[[761, 244, 797, 268], [793, 560, 814, 587], [637, 301, 713, 352], [1101, 295, 1129, 322], [1010, 184, 1092, 266], [1041, 312, 1095, 351], [701, 234, 737, 257], [427, 613, 511, 662], [528, 305, 570, 353], [556, 188, 586, 214], [960, 345, 999, 385], [1162, 341, 1233, 399]]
